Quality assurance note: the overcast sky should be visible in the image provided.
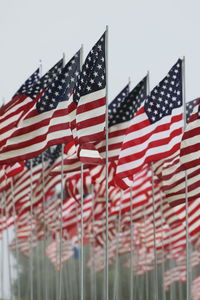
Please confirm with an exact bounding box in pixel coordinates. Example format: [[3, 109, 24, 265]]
[[1, 0, 200, 105], [1, 0, 200, 296]]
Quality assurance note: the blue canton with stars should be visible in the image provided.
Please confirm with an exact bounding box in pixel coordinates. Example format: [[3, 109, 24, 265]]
[[13, 68, 40, 98], [73, 33, 106, 104], [17, 59, 63, 101], [36, 51, 80, 113], [145, 59, 182, 124], [108, 77, 147, 127], [186, 98, 200, 123], [25, 144, 62, 169]]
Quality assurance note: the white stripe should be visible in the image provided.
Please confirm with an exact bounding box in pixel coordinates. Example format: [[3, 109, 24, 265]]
[[80, 148, 102, 159], [117, 130, 182, 175]]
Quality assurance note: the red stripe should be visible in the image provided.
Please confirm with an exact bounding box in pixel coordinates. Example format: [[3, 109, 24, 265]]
[[77, 96, 106, 114], [76, 113, 105, 130]]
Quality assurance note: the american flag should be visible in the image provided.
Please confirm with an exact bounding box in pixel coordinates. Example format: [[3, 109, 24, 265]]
[[69, 32, 106, 164], [96, 77, 147, 162], [0, 52, 80, 164], [17, 145, 63, 214], [192, 276, 200, 300], [3, 144, 60, 216], [180, 98, 200, 170], [116, 59, 183, 179], [157, 150, 200, 206], [0, 68, 40, 150]]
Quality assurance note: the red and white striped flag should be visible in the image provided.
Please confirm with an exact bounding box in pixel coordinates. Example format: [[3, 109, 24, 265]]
[[180, 98, 200, 170], [96, 77, 147, 162], [68, 32, 106, 164], [116, 59, 183, 179], [0, 53, 79, 164]]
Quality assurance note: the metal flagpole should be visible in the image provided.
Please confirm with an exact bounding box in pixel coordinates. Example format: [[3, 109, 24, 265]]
[[130, 187, 135, 300], [182, 56, 191, 300], [0, 199, 4, 300], [90, 236, 94, 300], [169, 235, 174, 300], [160, 197, 166, 300], [80, 163, 84, 300], [147, 68, 159, 300], [58, 142, 65, 300], [113, 192, 122, 300], [79, 42, 84, 300], [58, 51, 67, 300], [39, 56, 49, 300], [105, 24, 109, 300], [36, 241, 41, 300], [91, 184, 97, 300], [143, 203, 149, 300], [5, 205, 13, 300], [29, 158, 34, 300], [151, 164, 159, 300], [41, 152, 49, 300], [127, 76, 135, 300], [11, 179, 21, 300]]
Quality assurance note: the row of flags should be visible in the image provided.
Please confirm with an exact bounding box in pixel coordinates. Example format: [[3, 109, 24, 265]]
[[1, 30, 200, 297], [0, 31, 198, 185]]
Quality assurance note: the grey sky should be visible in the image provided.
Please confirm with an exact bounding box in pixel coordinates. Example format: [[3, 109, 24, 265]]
[[1, 0, 200, 104], [0, 0, 200, 296]]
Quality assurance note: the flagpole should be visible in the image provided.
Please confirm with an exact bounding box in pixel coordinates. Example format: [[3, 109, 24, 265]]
[[11, 179, 21, 300], [160, 197, 166, 300], [78, 42, 85, 300], [127, 76, 135, 300], [29, 158, 34, 300], [147, 68, 159, 300], [182, 56, 191, 300], [5, 205, 13, 300], [0, 199, 4, 300], [39, 55, 49, 300], [91, 184, 97, 300], [41, 152, 49, 300], [58, 51, 67, 300], [105, 24, 109, 300], [36, 241, 41, 300], [80, 163, 84, 300], [142, 203, 149, 300], [58, 142, 64, 300], [129, 187, 134, 300], [113, 191, 122, 300]]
